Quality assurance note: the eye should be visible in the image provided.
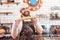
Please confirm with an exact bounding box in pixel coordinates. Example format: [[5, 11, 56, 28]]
[[24, 0, 42, 11]]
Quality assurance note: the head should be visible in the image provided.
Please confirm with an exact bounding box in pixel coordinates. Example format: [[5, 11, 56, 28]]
[[53, 25, 57, 29], [23, 11, 30, 16], [20, 8, 26, 15]]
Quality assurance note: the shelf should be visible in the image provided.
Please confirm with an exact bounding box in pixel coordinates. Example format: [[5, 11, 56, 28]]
[[0, 12, 12, 14], [0, 2, 20, 5], [0, 22, 13, 24]]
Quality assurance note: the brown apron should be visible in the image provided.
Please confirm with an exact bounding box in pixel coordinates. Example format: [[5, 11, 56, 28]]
[[19, 20, 35, 40]]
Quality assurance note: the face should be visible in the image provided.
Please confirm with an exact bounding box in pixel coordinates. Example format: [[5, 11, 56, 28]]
[[24, 11, 29, 16], [21, 9, 25, 14]]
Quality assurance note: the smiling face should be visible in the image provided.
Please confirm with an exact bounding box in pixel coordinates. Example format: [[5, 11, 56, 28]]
[[23, 11, 30, 16]]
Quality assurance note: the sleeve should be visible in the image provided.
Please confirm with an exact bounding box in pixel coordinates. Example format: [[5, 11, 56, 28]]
[[36, 22, 43, 34], [34, 18, 43, 34], [17, 21, 22, 34], [11, 20, 22, 39], [11, 21, 17, 39], [36, 20, 43, 30]]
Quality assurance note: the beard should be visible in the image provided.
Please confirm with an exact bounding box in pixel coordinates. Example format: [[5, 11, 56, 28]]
[[22, 14, 30, 17]]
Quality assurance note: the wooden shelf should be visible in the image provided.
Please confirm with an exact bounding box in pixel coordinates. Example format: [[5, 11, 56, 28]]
[[0, 12, 12, 14], [0, 22, 13, 24], [0, 2, 20, 4]]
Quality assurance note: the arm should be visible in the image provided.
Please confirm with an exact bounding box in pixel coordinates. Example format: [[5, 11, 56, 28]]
[[17, 16, 36, 21], [35, 24, 44, 34], [32, 18, 44, 34], [11, 16, 36, 39], [11, 20, 21, 39]]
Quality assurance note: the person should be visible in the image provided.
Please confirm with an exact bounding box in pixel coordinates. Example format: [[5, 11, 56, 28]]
[[55, 14, 58, 19], [50, 14, 54, 20], [56, 26, 60, 34], [20, 8, 44, 35], [20, 11, 36, 40], [11, 9, 43, 40], [50, 25, 57, 34], [20, 8, 27, 17]]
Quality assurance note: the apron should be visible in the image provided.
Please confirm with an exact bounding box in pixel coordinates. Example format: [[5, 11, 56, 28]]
[[19, 16, 35, 40], [20, 21, 35, 40]]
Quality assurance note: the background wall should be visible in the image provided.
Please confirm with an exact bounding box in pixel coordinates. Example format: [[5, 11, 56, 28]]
[[0, 0, 60, 25]]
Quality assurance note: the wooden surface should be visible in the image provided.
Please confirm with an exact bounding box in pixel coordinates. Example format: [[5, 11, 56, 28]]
[[0, 12, 12, 14], [0, 35, 60, 40], [0, 2, 20, 4]]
